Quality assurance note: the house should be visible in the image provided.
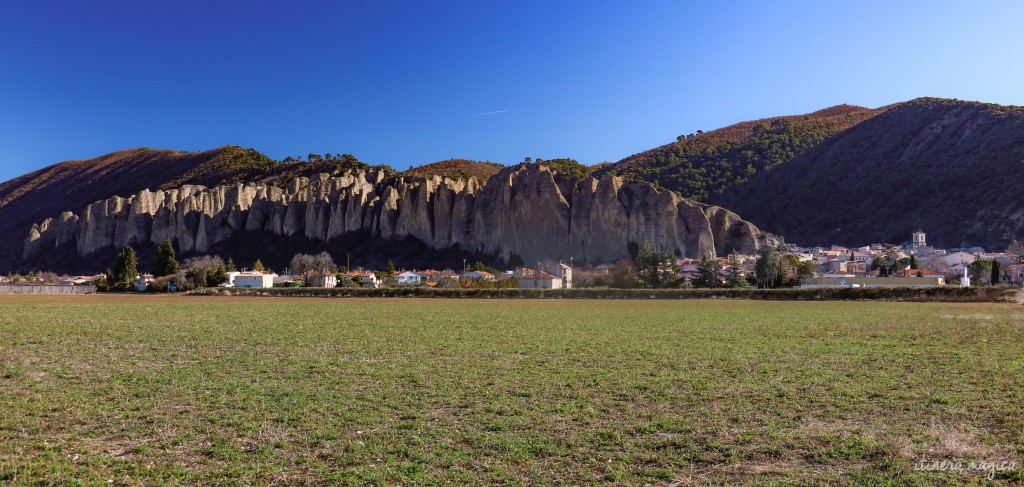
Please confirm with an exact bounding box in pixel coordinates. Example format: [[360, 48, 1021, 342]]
[[851, 251, 873, 263], [306, 271, 337, 288], [942, 252, 977, 268], [274, 275, 299, 286], [845, 261, 868, 275], [416, 269, 441, 281], [893, 268, 944, 278], [1005, 263, 1024, 285], [559, 263, 573, 289], [233, 271, 276, 288], [516, 269, 562, 289], [396, 271, 422, 285], [462, 270, 495, 281], [677, 258, 701, 285], [984, 253, 1017, 266], [67, 274, 104, 285], [224, 271, 241, 286], [343, 272, 379, 288]]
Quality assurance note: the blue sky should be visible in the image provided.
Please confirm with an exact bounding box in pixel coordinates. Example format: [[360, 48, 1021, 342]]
[[2, 1, 1023, 182]]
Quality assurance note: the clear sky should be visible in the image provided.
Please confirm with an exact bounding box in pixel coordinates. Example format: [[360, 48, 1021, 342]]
[[2, 1, 1023, 182]]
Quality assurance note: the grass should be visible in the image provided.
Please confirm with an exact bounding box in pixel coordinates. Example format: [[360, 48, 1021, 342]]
[[0, 295, 1022, 485]]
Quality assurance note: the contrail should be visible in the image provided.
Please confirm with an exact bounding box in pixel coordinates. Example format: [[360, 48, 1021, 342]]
[[471, 109, 509, 117]]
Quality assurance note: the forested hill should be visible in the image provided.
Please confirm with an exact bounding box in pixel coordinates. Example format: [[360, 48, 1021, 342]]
[[594, 104, 888, 201], [713, 98, 1024, 249], [402, 159, 505, 181]]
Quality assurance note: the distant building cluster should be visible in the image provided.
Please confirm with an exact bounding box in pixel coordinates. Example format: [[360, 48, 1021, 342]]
[[778, 231, 1022, 288], [7, 230, 1023, 292]]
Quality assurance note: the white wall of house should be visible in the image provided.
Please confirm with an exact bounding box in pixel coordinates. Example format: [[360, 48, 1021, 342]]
[[396, 272, 421, 285], [234, 273, 275, 288], [519, 278, 561, 289], [309, 274, 337, 288]]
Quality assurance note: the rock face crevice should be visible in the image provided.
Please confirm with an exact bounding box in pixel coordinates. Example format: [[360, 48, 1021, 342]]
[[24, 164, 761, 265]]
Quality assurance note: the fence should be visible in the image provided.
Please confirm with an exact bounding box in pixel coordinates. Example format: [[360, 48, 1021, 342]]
[[0, 284, 97, 295]]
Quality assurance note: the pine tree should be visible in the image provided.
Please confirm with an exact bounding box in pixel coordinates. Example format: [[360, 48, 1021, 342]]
[[225, 258, 236, 272], [111, 246, 139, 290], [152, 240, 179, 277], [725, 253, 749, 288], [253, 259, 265, 272], [636, 241, 681, 288], [692, 254, 723, 288], [385, 259, 396, 276]]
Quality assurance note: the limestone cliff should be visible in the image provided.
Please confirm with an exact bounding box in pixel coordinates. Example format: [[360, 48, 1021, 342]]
[[24, 164, 762, 265]]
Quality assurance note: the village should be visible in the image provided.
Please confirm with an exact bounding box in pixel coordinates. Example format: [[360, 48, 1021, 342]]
[[2, 231, 1023, 293]]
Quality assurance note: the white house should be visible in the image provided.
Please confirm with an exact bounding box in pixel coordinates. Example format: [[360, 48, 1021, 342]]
[[223, 271, 241, 286], [233, 271, 276, 288], [516, 269, 561, 289], [942, 252, 977, 268], [306, 272, 338, 288], [396, 271, 422, 285], [559, 263, 573, 289]]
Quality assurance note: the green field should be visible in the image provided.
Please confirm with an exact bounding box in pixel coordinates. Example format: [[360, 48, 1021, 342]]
[[1, 296, 1022, 485]]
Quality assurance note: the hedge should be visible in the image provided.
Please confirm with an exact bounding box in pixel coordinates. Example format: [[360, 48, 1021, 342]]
[[187, 286, 1018, 302]]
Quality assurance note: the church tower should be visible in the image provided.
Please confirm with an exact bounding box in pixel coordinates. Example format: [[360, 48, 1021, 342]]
[[912, 230, 926, 250]]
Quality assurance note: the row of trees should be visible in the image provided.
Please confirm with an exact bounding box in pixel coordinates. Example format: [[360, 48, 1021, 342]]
[[107, 241, 270, 291], [753, 244, 815, 288], [600, 241, 816, 289], [602, 242, 759, 289], [966, 258, 1008, 286]]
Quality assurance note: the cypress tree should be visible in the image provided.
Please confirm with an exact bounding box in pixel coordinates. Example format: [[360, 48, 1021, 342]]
[[111, 246, 139, 290], [755, 245, 780, 288], [152, 240, 179, 277], [991, 259, 1001, 285]]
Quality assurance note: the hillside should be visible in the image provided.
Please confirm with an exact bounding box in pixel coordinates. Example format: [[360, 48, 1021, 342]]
[[595, 104, 888, 201], [713, 98, 1024, 249], [0, 146, 391, 272], [0, 147, 225, 273], [20, 163, 762, 274], [402, 159, 505, 181]]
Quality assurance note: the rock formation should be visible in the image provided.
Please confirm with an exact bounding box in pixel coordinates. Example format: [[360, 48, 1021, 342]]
[[24, 164, 762, 265]]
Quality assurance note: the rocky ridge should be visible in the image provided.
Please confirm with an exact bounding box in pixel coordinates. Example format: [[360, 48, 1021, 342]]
[[24, 164, 762, 265]]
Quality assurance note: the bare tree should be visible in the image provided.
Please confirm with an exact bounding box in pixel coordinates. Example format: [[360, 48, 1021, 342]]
[[1007, 240, 1024, 264], [607, 259, 639, 289], [290, 252, 337, 285]]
